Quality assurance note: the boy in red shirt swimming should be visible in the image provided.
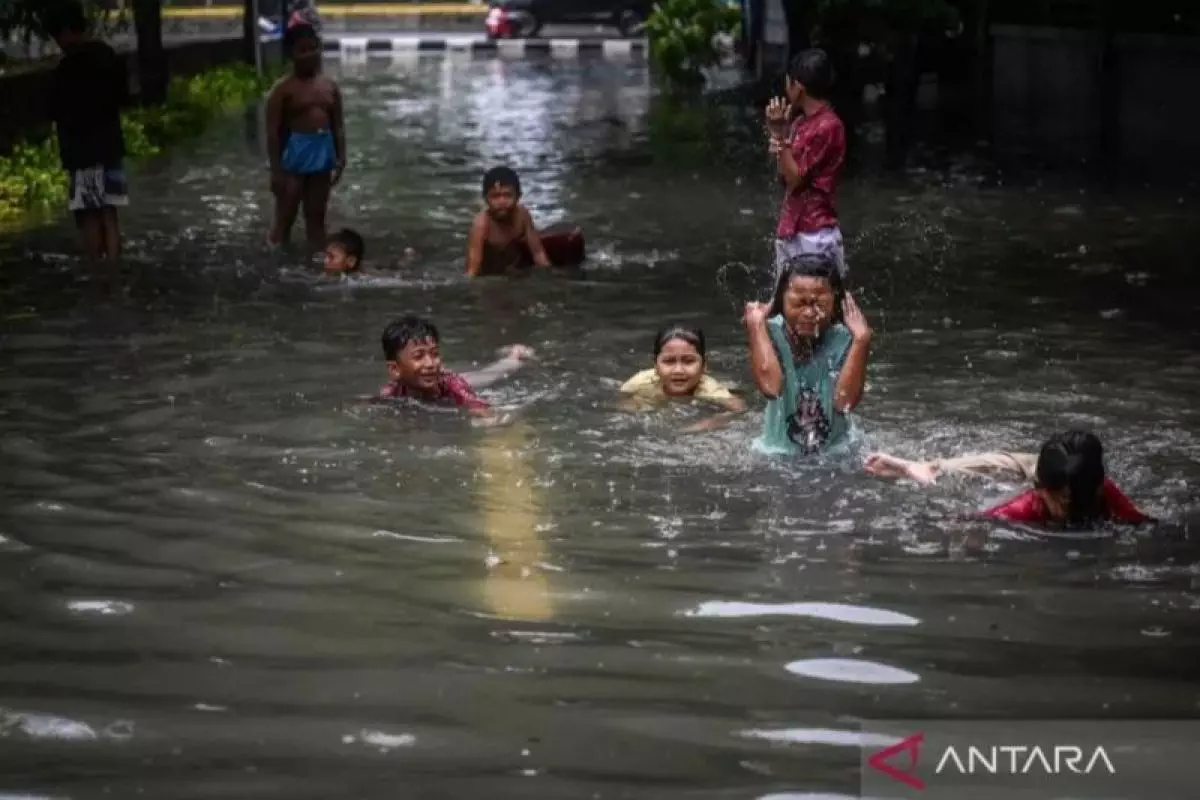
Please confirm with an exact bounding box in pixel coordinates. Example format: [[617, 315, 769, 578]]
[[865, 430, 1152, 527], [377, 316, 533, 417], [766, 49, 848, 278]]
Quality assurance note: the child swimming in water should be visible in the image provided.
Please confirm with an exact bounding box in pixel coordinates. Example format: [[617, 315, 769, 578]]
[[864, 430, 1152, 527], [466, 166, 549, 277], [323, 228, 364, 276], [266, 23, 345, 248], [377, 316, 534, 416], [620, 326, 745, 431], [744, 254, 871, 455], [465, 166, 584, 277]]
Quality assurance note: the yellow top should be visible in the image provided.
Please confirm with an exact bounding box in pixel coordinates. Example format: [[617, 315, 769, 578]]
[[620, 369, 736, 405]]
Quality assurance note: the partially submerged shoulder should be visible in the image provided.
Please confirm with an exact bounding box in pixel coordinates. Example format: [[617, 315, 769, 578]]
[[696, 374, 735, 402], [441, 371, 489, 409], [620, 369, 659, 395]]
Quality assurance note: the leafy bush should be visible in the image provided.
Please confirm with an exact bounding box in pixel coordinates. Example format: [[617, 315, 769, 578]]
[[645, 0, 741, 88], [0, 64, 270, 222]]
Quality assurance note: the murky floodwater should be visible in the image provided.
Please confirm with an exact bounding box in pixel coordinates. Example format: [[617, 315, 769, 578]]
[[1, 52, 1199, 799]]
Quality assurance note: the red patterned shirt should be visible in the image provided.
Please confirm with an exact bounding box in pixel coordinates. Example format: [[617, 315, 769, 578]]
[[982, 479, 1151, 525], [776, 104, 846, 239], [377, 371, 489, 410]]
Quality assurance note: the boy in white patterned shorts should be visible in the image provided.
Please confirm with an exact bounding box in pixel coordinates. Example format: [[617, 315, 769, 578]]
[[47, 2, 129, 260], [765, 49, 848, 280]]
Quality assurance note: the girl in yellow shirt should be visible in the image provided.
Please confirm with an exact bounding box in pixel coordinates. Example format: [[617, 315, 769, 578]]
[[620, 326, 745, 431]]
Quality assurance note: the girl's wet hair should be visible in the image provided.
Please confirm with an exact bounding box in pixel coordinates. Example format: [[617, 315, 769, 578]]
[[381, 316, 439, 360], [768, 253, 845, 321], [482, 166, 521, 197], [1035, 430, 1106, 527], [653, 326, 706, 359]]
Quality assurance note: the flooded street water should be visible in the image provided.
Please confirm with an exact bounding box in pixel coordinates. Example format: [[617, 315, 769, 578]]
[[1, 52, 1199, 799]]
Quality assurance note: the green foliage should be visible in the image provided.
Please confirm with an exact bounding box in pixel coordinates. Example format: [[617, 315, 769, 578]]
[[646, 97, 726, 161], [646, 0, 741, 88], [0, 138, 63, 218], [0, 65, 270, 221]]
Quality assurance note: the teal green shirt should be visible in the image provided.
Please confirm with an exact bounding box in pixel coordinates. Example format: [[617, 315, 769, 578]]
[[754, 316, 854, 456]]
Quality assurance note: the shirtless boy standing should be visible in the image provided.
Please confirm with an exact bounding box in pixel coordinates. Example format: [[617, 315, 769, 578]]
[[266, 24, 345, 248]]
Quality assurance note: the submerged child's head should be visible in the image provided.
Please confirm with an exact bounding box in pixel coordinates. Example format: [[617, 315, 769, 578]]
[[324, 228, 364, 274], [285, 23, 322, 77], [382, 316, 442, 392], [785, 48, 835, 106], [653, 326, 707, 398], [1034, 430, 1107, 527], [769, 253, 845, 339], [482, 166, 521, 223]]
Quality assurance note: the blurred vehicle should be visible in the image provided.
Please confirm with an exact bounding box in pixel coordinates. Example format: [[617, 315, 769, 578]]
[[485, 0, 653, 39], [287, 0, 322, 32]]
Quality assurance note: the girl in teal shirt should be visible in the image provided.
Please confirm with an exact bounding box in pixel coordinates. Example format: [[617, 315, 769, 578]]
[[744, 255, 873, 455]]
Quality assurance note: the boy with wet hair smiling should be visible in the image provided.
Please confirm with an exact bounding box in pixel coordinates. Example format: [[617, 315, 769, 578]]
[[377, 316, 534, 415]]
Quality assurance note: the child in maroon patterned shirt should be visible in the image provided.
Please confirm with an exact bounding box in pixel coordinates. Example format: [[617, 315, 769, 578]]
[[377, 316, 533, 416], [765, 49, 847, 278]]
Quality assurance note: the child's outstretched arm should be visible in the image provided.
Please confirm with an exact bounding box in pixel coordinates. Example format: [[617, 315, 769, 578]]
[[864, 453, 940, 484], [719, 394, 747, 414], [462, 345, 535, 389], [834, 294, 871, 412], [523, 209, 551, 268], [465, 213, 488, 277], [683, 401, 748, 435], [744, 302, 783, 398], [866, 451, 1038, 485]]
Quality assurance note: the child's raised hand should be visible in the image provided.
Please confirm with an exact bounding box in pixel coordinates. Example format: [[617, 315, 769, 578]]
[[842, 293, 872, 341], [743, 301, 771, 328], [501, 344, 536, 361], [765, 97, 790, 137]]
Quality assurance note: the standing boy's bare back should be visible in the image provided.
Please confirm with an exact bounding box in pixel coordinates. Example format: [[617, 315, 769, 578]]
[[266, 24, 345, 248]]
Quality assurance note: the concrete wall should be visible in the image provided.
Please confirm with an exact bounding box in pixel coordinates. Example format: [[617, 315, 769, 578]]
[[751, 0, 788, 80], [1115, 32, 1200, 174], [992, 25, 1200, 173], [991, 26, 1102, 162], [1, 37, 279, 152]]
